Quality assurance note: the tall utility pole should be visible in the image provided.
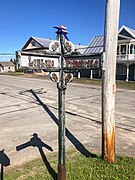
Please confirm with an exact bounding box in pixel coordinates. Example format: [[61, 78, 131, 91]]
[[102, 0, 120, 162]]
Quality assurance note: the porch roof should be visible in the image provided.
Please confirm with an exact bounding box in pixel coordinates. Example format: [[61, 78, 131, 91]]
[[83, 36, 104, 55], [84, 25, 135, 55]]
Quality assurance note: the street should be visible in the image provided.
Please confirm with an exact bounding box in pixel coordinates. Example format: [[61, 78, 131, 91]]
[[0, 75, 135, 168]]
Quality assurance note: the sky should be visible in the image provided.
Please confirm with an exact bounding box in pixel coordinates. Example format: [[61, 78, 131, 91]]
[[0, 0, 135, 54]]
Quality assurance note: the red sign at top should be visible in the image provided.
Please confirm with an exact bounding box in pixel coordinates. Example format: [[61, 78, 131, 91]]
[[65, 58, 100, 69]]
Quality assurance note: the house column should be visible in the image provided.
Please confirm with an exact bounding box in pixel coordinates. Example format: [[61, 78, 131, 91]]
[[78, 71, 81, 78], [126, 44, 128, 55], [128, 44, 131, 59], [126, 64, 129, 82], [98, 69, 101, 78], [90, 70, 93, 79], [132, 44, 134, 54], [134, 64, 135, 80], [119, 45, 121, 55]]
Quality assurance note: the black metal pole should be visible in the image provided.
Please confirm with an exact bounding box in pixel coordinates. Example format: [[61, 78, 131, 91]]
[[57, 33, 66, 180]]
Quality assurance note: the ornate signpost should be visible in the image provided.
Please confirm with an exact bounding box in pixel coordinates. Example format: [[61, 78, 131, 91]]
[[52, 26, 78, 180], [15, 25, 101, 179], [47, 26, 101, 180], [22, 25, 101, 179], [55, 26, 68, 180]]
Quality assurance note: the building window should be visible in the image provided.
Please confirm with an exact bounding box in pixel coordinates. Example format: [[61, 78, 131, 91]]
[[28, 56, 31, 63], [117, 46, 119, 55], [130, 44, 135, 54], [93, 70, 97, 74], [116, 64, 126, 75], [31, 42, 35, 46], [121, 45, 126, 54]]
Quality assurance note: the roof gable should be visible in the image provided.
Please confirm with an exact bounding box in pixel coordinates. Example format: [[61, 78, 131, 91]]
[[22, 36, 87, 54], [119, 25, 135, 39], [118, 34, 132, 40], [22, 37, 54, 51], [119, 29, 134, 39]]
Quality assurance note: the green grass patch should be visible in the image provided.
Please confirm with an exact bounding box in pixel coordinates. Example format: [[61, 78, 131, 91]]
[[116, 80, 135, 90], [73, 77, 135, 90], [4, 150, 135, 180], [0, 72, 25, 76], [73, 77, 102, 86]]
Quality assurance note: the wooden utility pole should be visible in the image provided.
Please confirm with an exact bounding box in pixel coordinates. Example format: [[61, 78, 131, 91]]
[[102, 0, 120, 162]]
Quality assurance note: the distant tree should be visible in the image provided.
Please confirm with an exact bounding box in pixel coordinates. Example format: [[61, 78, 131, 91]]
[[10, 58, 17, 71], [10, 58, 13, 63]]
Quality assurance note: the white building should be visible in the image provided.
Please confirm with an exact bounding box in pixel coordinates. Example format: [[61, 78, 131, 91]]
[[16, 37, 86, 73], [83, 25, 135, 81], [17, 25, 135, 81], [0, 62, 15, 73]]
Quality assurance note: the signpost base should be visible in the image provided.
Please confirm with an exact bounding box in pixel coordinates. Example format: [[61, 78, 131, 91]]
[[58, 164, 66, 180]]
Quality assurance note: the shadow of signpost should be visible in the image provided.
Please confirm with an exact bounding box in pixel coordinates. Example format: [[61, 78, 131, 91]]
[[0, 150, 10, 180], [30, 89, 97, 158], [16, 133, 58, 180]]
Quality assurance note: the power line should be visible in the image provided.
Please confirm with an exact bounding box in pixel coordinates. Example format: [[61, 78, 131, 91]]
[[0, 53, 15, 55]]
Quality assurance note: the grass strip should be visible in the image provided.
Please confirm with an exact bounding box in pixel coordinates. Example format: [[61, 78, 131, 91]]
[[5, 150, 135, 180]]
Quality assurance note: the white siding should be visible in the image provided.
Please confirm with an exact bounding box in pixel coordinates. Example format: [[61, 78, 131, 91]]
[[4, 66, 15, 72], [0, 66, 4, 72], [20, 56, 29, 67], [0, 65, 15, 73], [20, 55, 58, 68]]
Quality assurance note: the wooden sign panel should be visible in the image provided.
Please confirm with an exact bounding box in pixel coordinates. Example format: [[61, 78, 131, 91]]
[[64, 55, 101, 70]]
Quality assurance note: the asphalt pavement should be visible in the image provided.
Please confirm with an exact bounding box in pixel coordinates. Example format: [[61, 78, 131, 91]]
[[0, 75, 135, 168]]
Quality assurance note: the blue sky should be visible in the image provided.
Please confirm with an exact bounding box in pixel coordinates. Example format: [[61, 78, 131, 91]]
[[0, 0, 135, 53]]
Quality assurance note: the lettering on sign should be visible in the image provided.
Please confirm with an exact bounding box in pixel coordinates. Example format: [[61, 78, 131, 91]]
[[65, 58, 100, 69], [29, 59, 54, 68]]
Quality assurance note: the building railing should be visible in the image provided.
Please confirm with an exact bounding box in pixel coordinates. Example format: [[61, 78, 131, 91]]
[[117, 54, 135, 61]]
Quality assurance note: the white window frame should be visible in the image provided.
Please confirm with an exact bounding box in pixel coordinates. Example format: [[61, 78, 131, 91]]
[[116, 64, 126, 75]]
